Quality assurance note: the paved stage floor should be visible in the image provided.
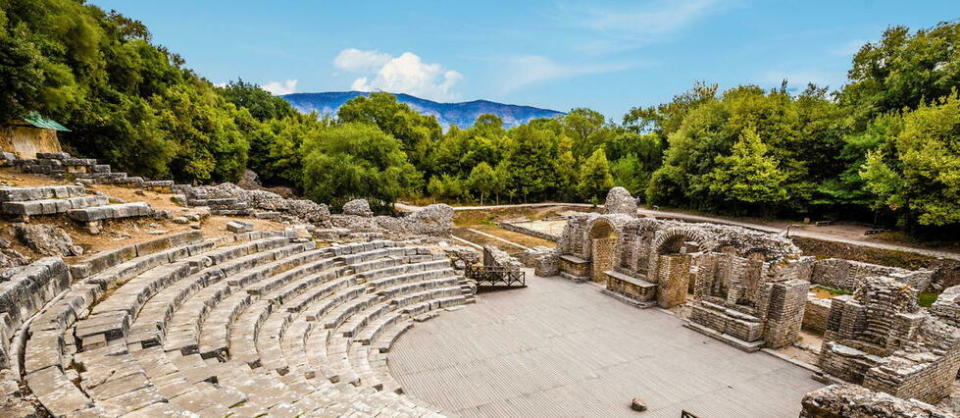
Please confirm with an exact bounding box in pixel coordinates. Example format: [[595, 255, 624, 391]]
[[389, 271, 823, 417]]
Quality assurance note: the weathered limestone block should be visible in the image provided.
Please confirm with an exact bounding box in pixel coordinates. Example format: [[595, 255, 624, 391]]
[[1, 195, 108, 216], [760, 279, 810, 349], [342, 199, 374, 217], [226, 220, 253, 233], [603, 186, 638, 215], [0, 185, 85, 202], [14, 223, 83, 256], [66, 202, 153, 222], [402, 204, 454, 237], [523, 246, 559, 277], [812, 258, 934, 293], [800, 384, 953, 418]]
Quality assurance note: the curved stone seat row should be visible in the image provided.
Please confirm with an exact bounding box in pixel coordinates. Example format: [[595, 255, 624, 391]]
[[15, 231, 471, 417]]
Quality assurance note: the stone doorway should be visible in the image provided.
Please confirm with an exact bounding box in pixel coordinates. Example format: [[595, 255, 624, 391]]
[[589, 221, 617, 283]]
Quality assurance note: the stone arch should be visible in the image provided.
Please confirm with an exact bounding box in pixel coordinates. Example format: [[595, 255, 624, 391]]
[[585, 216, 620, 282], [648, 226, 716, 308]]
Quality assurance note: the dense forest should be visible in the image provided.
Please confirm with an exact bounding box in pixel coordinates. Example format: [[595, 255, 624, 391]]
[[1, 0, 959, 238]]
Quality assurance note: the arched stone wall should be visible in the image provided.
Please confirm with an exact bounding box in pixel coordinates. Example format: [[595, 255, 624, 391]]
[[585, 217, 620, 282]]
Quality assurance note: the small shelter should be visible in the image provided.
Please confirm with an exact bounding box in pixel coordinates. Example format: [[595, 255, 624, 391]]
[[0, 112, 68, 159]]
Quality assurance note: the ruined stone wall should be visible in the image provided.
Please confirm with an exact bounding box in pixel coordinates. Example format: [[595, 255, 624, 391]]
[[759, 279, 810, 348], [863, 350, 960, 404], [812, 258, 934, 292], [800, 384, 952, 418], [930, 285, 960, 328], [803, 295, 836, 334], [655, 254, 690, 308]]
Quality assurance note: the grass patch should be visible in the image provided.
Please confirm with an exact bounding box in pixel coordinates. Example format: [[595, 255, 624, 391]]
[[918, 292, 939, 307]]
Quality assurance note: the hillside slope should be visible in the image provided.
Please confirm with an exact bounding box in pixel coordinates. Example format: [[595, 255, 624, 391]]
[[282, 91, 564, 128]]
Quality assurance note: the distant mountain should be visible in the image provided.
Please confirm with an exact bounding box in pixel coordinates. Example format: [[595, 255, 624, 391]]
[[281, 91, 564, 128]]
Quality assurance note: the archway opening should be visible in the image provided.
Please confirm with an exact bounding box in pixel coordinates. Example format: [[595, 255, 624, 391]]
[[589, 221, 617, 283]]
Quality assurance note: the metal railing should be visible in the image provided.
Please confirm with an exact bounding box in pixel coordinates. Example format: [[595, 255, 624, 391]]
[[465, 265, 526, 288]]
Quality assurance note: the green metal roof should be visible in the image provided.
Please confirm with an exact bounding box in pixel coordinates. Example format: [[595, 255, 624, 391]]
[[22, 112, 70, 132]]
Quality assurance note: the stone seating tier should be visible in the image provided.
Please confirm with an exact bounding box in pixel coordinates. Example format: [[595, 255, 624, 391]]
[[13, 232, 465, 417]]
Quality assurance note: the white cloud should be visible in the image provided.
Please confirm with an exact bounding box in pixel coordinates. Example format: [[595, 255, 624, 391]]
[[497, 55, 632, 94], [334, 49, 462, 101], [333, 48, 392, 72], [262, 79, 298, 95]]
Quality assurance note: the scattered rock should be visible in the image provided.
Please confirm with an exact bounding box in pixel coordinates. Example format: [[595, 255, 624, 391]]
[[342, 199, 374, 217], [630, 398, 647, 412], [238, 169, 262, 190], [172, 216, 189, 224], [226, 220, 253, 233], [604, 186, 638, 215], [14, 224, 83, 257], [403, 204, 454, 237]]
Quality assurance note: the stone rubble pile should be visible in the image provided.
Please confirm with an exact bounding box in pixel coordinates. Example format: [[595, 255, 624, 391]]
[[174, 182, 330, 224], [342, 199, 374, 217], [603, 186, 638, 216]]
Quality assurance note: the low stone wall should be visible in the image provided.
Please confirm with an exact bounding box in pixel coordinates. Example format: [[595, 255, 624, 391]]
[[498, 222, 560, 242], [803, 294, 835, 334], [930, 285, 960, 328], [689, 302, 764, 343], [795, 237, 960, 292], [811, 258, 933, 292], [863, 349, 960, 404]]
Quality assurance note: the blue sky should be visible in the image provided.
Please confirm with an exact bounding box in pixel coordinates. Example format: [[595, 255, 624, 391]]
[[91, 0, 957, 119]]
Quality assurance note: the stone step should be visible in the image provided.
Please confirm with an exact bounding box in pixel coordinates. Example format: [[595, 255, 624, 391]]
[[0, 185, 85, 202], [1, 195, 108, 216], [67, 202, 153, 222]]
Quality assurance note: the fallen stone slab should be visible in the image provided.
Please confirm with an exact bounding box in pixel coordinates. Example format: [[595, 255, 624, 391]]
[[67, 202, 153, 222], [226, 221, 253, 233]]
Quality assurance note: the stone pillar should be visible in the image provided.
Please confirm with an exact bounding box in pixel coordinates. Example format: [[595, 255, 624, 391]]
[[761, 279, 810, 348], [656, 254, 690, 308]]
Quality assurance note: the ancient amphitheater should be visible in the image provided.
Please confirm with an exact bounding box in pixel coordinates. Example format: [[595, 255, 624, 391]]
[[0, 154, 958, 417]]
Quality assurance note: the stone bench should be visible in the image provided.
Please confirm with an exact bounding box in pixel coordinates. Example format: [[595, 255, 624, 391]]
[[1, 195, 108, 217], [0, 185, 85, 202], [603, 269, 657, 306], [67, 201, 153, 222]]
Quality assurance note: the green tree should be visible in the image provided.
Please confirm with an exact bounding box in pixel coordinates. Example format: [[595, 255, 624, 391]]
[[861, 93, 960, 227], [337, 92, 441, 171], [703, 127, 789, 210], [467, 162, 496, 204], [301, 123, 422, 206], [578, 149, 614, 203], [840, 22, 960, 124]]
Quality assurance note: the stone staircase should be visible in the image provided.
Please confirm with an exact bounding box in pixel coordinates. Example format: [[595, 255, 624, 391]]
[[14, 152, 175, 192], [10, 231, 473, 417]]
